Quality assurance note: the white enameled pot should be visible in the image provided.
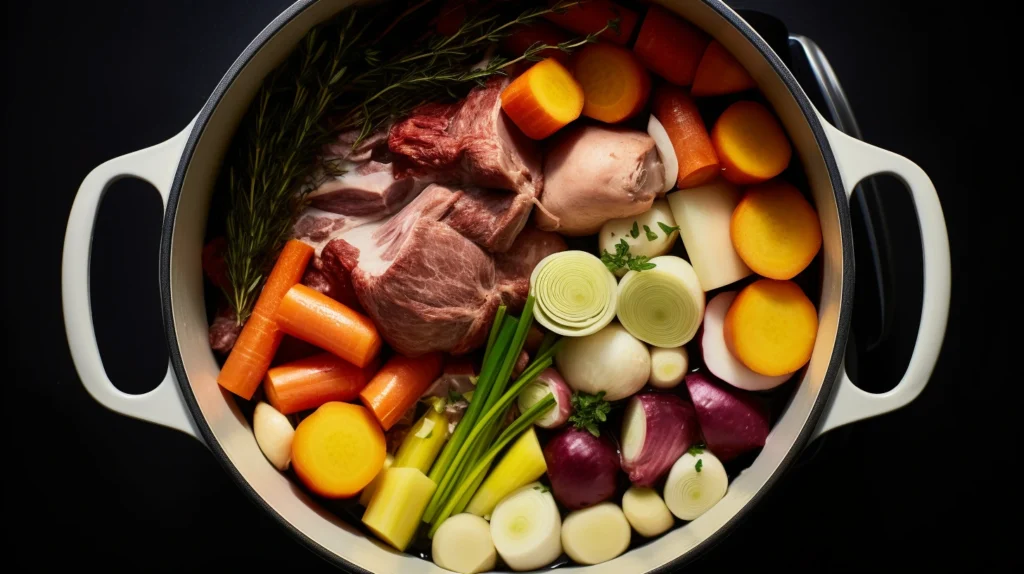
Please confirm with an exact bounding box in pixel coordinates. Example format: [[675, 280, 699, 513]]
[[62, 1, 951, 572]]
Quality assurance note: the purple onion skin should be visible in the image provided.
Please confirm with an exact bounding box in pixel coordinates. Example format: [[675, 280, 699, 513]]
[[534, 368, 573, 428], [621, 393, 700, 487], [543, 427, 620, 510], [685, 372, 770, 461]]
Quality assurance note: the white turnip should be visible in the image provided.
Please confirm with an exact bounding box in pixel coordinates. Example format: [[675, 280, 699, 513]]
[[555, 323, 650, 401], [560, 503, 632, 565]]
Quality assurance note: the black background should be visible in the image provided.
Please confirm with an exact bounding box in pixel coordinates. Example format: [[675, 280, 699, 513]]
[[2, 1, 1011, 571]]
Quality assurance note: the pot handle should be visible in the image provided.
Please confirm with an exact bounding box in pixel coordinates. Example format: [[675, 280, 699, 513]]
[[812, 119, 951, 439], [62, 121, 200, 440]]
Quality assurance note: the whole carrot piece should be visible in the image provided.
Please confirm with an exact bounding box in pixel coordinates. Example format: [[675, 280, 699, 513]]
[[264, 352, 379, 415], [652, 85, 720, 189], [360, 353, 444, 430], [275, 284, 382, 368], [217, 240, 313, 399]]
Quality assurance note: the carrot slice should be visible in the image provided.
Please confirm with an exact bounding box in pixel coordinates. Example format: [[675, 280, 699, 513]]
[[274, 284, 382, 369], [731, 180, 822, 280], [291, 402, 387, 498], [572, 42, 651, 124], [217, 240, 313, 399], [264, 352, 379, 415], [712, 101, 792, 185], [691, 40, 756, 97], [501, 58, 584, 140], [500, 21, 571, 65], [359, 353, 444, 430], [651, 85, 720, 188], [633, 4, 710, 86], [543, 0, 638, 46], [723, 279, 818, 377]]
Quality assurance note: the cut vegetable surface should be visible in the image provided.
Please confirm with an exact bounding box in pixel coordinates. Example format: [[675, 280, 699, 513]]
[[263, 352, 376, 415], [516, 368, 573, 429], [561, 502, 632, 565], [598, 199, 680, 276], [691, 40, 756, 97], [724, 279, 818, 376], [530, 250, 618, 336], [253, 402, 294, 471], [218, 239, 313, 399], [666, 181, 753, 291], [394, 403, 451, 473], [432, 513, 497, 574], [573, 42, 651, 124], [617, 256, 706, 348], [649, 346, 689, 389], [466, 427, 547, 518], [701, 292, 790, 391], [622, 487, 674, 537], [291, 402, 386, 498], [685, 372, 770, 461], [651, 86, 720, 189], [712, 100, 792, 184], [633, 4, 710, 86], [663, 450, 728, 521], [360, 352, 444, 431], [647, 115, 678, 194], [489, 482, 563, 571], [358, 454, 393, 506], [500, 57, 584, 140], [362, 467, 437, 551], [544, 427, 620, 510], [731, 180, 823, 280], [555, 323, 650, 401], [543, 0, 638, 45], [621, 393, 700, 486], [275, 283, 382, 368]]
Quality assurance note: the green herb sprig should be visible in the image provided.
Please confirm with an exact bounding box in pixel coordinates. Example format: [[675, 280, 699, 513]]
[[601, 239, 656, 273], [569, 391, 611, 437]]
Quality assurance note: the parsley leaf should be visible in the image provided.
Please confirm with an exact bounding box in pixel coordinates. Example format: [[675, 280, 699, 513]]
[[695, 458, 703, 473], [643, 224, 658, 241], [569, 391, 611, 437], [658, 221, 680, 235], [630, 221, 640, 238], [532, 484, 550, 493], [687, 443, 705, 456], [448, 390, 465, 403], [600, 239, 657, 273]]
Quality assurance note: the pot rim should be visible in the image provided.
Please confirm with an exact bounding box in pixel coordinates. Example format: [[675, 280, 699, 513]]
[[158, 1, 855, 571]]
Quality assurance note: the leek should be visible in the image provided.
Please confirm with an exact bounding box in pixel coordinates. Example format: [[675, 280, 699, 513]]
[[394, 404, 450, 474], [362, 467, 437, 551], [617, 255, 706, 347], [530, 251, 618, 337], [465, 427, 547, 518], [358, 453, 394, 506]]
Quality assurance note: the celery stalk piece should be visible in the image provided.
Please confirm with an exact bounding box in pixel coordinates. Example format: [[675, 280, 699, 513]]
[[358, 453, 394, 506], [394, 406, 451, 474], [465, 427, 547, 518], [362, 467, 437, 551]]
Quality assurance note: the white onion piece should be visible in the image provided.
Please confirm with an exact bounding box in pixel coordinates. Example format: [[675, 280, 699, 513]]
[[555, 323, 651, 401], [621, 487, 675, 537], [702, 292, 791, 390], [617, 256, 706, 348], [560, 503, 631, 565], [649, 346, 689, 388], [490, 483, 562, 571], [663, 451, 728, 521], [647, 115, 678, 194], [530, 251, 618, 337], [432, 513, 497, 574], [253, 402, 294, 471], [598, 199, 680, 277]]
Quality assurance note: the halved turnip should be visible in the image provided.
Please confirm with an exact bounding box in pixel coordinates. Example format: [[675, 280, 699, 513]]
[[620, 393, 700, 486], [701, 292, 791, 391], [663, 450, 728, 521], [685, 372, 770, 461], [561, 502, 632, 565], [517, 368, 572, 428]]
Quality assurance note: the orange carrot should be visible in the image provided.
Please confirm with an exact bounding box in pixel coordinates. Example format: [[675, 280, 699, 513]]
[[633, 4, 710, 86], [291, 402, 387, 498], [274, 284, 382, 369], [217, 240, 313, 399], [572, 42, 651, 124], [730, 180, 822, 280], [651, 85, 720, 188], [359, 353, 444, 430], [724, 279, 818, 377], [501, 58, 584, 140], [544, 0, 638, 46], [500, 21, 571, 65], [264, 352, 379, 415], [712, 101, 792, 185], [691, 40, 756, 97]]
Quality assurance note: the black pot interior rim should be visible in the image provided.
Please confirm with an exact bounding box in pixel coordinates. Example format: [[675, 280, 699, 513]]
[[158, 0, 856, 571]]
